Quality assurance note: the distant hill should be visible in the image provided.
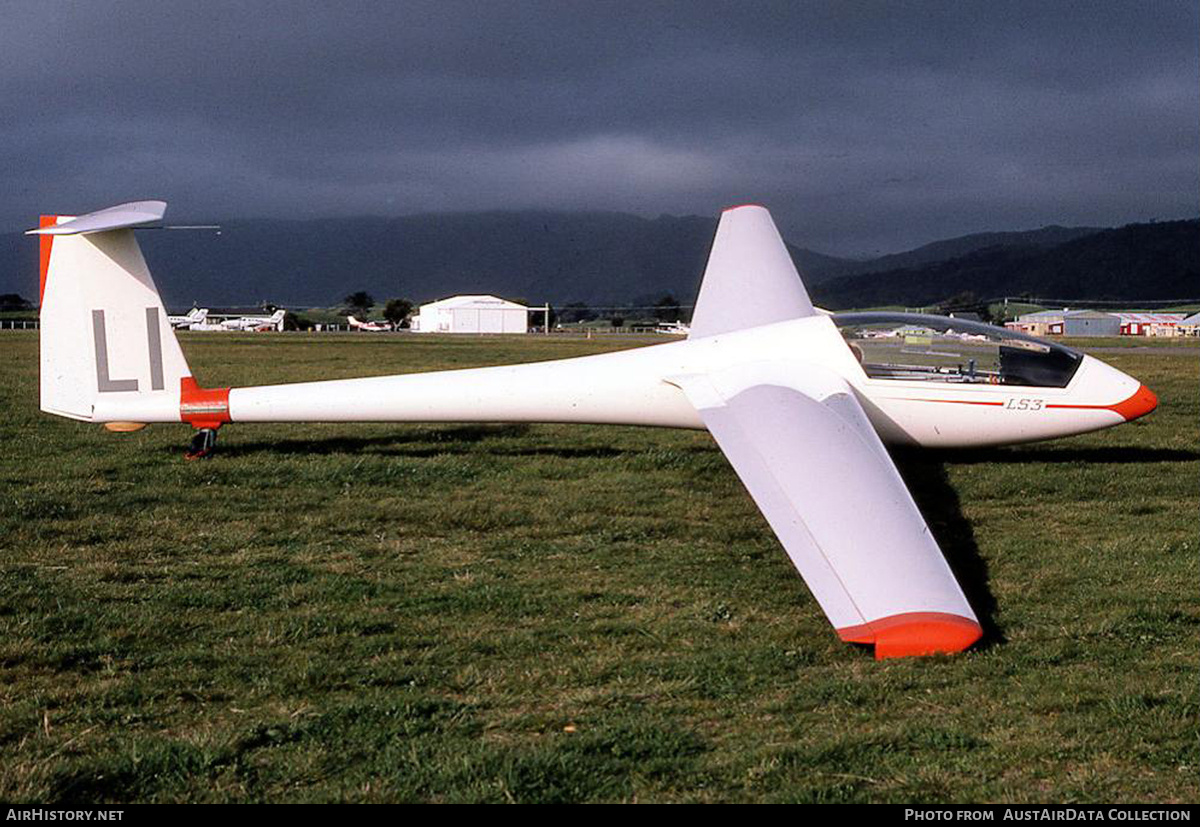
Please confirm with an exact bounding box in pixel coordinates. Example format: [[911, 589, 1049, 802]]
[[812, 220, 1200, 309], [0, 211, 853, 308], [825, 225, 1105, 278], [0, 210, 1192, 309]]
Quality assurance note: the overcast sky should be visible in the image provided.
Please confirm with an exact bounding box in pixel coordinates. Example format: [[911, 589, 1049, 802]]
[[2, 1, 1196, 255]]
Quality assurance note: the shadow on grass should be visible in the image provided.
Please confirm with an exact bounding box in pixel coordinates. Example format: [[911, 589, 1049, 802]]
[[892, 448, 1005, 651], [934, 446, 1199, 465], [197, 424, 637, 460], [892, 441, 1198, 652]]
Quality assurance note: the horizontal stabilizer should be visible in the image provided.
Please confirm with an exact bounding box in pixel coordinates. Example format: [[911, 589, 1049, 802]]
[[27, 201, 166, 236]]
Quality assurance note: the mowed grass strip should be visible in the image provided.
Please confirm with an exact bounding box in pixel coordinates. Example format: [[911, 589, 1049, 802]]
[[0, 331, 1195, 803]]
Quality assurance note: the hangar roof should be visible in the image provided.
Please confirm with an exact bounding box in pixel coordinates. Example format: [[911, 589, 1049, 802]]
[[1017, 309, 1119, 321], [419, 295, 528, 311]]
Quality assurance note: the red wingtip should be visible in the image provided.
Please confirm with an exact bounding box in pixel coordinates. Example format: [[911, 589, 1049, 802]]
[[1112, 384, 1158, 422], [837, 612, 983, 660]]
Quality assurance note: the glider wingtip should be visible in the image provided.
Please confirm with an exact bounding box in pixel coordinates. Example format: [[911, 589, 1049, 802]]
[[721, 202, 768, 214], [837, 612, 983, 659]]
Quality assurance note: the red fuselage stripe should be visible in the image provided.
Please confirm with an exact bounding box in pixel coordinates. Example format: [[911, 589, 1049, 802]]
[[894, 386, 1156, 423], [898, 398, 1004, 406]]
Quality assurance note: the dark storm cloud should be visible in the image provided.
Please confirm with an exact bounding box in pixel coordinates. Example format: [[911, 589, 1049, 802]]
[[1, 1, 1195, 254]]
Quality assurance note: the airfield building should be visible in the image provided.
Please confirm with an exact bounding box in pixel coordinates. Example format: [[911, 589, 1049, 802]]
[[412, 295, 529, 334], [1007, 309, 1121, 337], [1112, 312, 1186, 337], [1177, 312, 1200, 336]]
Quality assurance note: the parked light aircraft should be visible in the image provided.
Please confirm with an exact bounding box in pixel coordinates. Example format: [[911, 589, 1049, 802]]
[[655, 321, 691, 336], [31, 201, 1158, 659], [348, 315, 393, 332], [168, 307, 208, 329], [219, 308, 286, 332]]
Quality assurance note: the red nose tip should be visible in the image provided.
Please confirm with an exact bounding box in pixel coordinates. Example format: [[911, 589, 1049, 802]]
[[1113, 384, 1158, 421]]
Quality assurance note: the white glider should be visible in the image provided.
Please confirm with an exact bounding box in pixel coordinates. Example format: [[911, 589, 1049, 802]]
[[30, 202, 1158, 659]]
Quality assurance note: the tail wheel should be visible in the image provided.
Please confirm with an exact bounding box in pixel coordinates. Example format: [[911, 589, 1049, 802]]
[[185, 428, 218, 460]]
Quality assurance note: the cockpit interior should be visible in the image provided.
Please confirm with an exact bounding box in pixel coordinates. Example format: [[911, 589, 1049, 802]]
[[832, 313, 1083, 388]]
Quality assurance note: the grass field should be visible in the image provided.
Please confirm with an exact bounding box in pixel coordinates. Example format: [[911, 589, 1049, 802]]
[[1, 330, 1195, 803]]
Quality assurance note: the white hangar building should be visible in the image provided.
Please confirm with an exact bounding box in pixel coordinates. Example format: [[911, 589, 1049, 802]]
[[412, 295, 529, 334]]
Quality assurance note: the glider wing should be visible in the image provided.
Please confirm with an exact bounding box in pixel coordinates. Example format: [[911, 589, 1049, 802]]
[[689, 205, 816, 338], [672, 362, 982, 658]]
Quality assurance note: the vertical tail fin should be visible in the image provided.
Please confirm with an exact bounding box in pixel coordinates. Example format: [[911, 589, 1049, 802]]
[[30, 201, 194, 424]]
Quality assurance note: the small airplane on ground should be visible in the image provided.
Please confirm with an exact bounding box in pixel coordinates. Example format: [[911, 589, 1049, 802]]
[[30, 200, 1157, 659], [219, 308, 286, 332], [655, 321, 690, 336], [167, 307, 208, 329], [347, 315, 393, 332]]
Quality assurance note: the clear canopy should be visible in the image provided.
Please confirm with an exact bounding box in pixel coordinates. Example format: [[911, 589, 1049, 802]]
[[832, 313, 1083, 388]]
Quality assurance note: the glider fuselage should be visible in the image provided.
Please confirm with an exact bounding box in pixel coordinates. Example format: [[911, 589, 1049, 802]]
[[161, 313, 1152, 449]]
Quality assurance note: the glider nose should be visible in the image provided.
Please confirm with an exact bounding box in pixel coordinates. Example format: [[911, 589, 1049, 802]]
[[1076, 356, 1158, 425], [1112, 384, 1158, 422]]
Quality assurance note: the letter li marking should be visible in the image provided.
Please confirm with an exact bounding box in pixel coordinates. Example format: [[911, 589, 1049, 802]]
[[93, 308, 165, 392]]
